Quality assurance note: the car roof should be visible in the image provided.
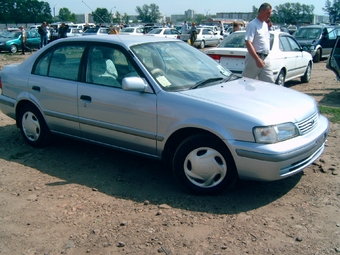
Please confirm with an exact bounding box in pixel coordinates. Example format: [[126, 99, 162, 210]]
[[47, 34, 180, 47]]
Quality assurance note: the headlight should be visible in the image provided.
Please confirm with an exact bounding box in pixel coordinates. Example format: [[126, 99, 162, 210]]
[[253, 123, 298, 144], [308, 45, 316, 51]]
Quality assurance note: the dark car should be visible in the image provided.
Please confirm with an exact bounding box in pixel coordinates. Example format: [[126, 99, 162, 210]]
[[0, 30, 41, 53], [326, 35, 340, 81], [294, 25, 340, 63]]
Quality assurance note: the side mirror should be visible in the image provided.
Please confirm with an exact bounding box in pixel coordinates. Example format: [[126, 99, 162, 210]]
[[326, 36, 340, 81]]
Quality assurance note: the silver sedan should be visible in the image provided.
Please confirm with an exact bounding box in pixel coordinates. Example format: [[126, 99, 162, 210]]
[[0, 35, 329, 195]]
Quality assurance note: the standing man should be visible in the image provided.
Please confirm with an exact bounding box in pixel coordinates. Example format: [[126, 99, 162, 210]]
[[19, 26, 31, 55], [181, 21, 188, 34], [38, 22, 48, 48], [189, 22, 197, 46], [58, 23, 69, 38], [242, 3, 274, 83]]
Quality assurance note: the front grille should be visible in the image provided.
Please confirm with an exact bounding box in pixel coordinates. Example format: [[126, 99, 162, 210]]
[[297, 111, 319, 135]]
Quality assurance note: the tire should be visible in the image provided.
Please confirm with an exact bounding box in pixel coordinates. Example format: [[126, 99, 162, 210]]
[[18, 104, 51, 148], [173, 134, 238, 195], [301, 62, 312, 83], [275, 69, 285, 86], [10, 44, 18, 54], [199, 40, 205, 49], [313, 49, 321, 63]]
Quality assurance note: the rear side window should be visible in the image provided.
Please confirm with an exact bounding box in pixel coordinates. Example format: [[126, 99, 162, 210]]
[[33, 44, 85, 81]]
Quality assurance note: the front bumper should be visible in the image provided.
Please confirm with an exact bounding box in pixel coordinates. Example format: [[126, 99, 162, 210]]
[[228, 114, 329, 181]]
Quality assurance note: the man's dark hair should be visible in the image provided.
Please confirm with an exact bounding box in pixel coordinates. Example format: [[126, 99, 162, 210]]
[[259, 3, 272, 12]]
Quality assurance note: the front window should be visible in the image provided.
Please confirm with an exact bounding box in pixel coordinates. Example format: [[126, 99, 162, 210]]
[[131, 41, 232, 91]]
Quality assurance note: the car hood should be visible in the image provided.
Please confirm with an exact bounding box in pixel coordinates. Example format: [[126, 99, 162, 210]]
[[0, 37, 12, 43], [178, 77, 316, 124], [295, 38, 318, 45]]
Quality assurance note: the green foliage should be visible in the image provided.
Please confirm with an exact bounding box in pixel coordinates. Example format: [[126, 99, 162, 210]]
[[111, 11, 129, 24], [58, 7, 77, 23], [323, 0, 340, 23], [319, 105, 340, 123], [135, 3, 161, 23], [92, 8, 111, 25], [0, 0, 53, 24], [271, 3, 315, 24]]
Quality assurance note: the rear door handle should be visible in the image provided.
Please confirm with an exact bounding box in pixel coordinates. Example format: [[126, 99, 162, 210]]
[[80, 95, 91, 102], [32, 86, 40, 92]]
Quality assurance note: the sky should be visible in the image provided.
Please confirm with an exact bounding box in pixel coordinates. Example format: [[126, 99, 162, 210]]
[[47, 0, 325, 17]]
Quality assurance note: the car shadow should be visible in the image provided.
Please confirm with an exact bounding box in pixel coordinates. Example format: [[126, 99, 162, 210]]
[[0, 124, 302, 215]]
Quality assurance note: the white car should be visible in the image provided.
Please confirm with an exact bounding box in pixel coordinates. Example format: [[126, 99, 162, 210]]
[[119, 27, 144, 35], [205, 30, 313, 86], [67, 28, 83, 37], [145, 28, 180, 39], [179, 27, 223, 49]]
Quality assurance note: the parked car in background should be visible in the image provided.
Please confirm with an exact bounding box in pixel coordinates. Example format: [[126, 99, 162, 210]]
[[294, 25, 340, 63], [0, 35, 329, 195], [179, 27, 223, 49], [119, 27, 144, 35], [0, 30, 40, 53], [66, 28, 83, 37], [82, 27, 110, 36], [145, 28, 180, 39], [29, 25, 51, 42], [205, 30, 313, 86]]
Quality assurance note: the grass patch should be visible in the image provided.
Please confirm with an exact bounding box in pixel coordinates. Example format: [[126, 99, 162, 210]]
[[319, 105, 340, 123]]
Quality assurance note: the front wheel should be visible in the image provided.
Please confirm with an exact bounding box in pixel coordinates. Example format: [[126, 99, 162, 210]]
[[173, 134, 238, 195], [10, 44, 18, 53], [18, 104, 51, 148], [301, 62, 312, 83], [313, 49, 321, 63]]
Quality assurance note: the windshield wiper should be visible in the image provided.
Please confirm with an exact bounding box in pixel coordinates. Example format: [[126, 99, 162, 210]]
[[190, 77, 224, 89]]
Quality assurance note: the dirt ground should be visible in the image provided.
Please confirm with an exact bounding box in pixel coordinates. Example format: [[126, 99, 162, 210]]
[[0, 53, 339, 255]]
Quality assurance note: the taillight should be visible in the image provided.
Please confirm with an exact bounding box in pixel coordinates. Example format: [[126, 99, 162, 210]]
[[207, 54, 221, 61]]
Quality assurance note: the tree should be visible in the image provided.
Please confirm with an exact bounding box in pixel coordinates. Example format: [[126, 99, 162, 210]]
[[91, 8, 111, 25], [135, 3, 161, 23], [0, 0, 52, 25], [271, 2, 315, 24], [323, 0, 340, 23], [58, 7, 77, 23]]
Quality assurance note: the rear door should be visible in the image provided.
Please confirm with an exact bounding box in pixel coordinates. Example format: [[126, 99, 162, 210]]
[[29, 43, 86, 135]]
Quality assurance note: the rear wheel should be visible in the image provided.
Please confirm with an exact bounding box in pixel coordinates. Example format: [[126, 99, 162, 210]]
[[313, 49, 321, 63], [173, 134, 238, 195], [301, 62, 312, 83], [275, 69, 285, 86], [199, 40, 205, 49], [18, 104, 51, 148], [10, 44, 18, 53]]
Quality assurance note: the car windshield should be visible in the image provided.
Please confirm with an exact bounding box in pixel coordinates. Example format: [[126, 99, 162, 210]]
[[131, 41, 232, 91], [148, 28, 162, 34], [83, 27, 99, 33], [294, 28, 322, 39], [0, 31, 20, 38]]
